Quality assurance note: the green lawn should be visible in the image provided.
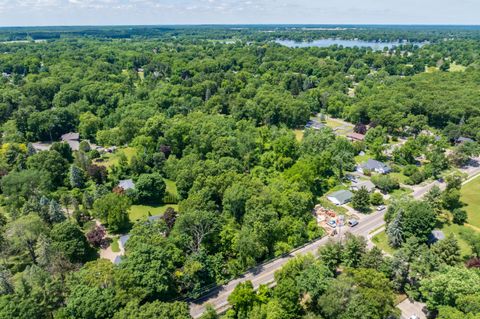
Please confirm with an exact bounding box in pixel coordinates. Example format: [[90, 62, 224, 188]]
[[354, 152, 374, 164], [461, 175, 480, 229], [389, 172, 410, 184], [95, 147, 137, 169], [371, 231, 396, 255], [129, 204, 179, 222], [388, 187, 413, 201], [110, 237, 120, 253], [372, 223, 472, 257], [441, 223, 472, 257]]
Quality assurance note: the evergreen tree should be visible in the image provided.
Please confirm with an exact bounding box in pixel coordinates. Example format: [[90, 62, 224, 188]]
[[34, 233, 53, 268], [48, 199, 66, 223], [69, 165, 85, 189], [387, 211, 404, 248]]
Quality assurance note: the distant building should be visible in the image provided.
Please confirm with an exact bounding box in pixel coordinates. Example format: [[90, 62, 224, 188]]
[[31, 142, 52, 152], [305, 119, 326, 130], [61, 132, 80, 151], [456, 136, 475, 144], [118, 179, 135, 191], [351, 180, 376, 192], [357, 159, 392, 174], [327, 190, 353, 206], [347, 132, 365, 142]]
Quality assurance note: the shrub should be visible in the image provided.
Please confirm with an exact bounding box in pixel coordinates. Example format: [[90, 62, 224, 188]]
[[370, 192, 384, 206], [452, 208, 468, 225]]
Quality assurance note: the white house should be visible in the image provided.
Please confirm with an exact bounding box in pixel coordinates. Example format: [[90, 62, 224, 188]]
[[327, 190, 353, 206], [357, 159, 392, 174]]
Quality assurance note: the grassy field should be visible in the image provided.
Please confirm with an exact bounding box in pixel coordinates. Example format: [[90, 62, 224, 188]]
[[110, 237, 120, 252], [371, 231, 396, 255], [129, 204, 179, 221], [354, 152, 374, 164], [372, 223, 472, 257], [461, 175, 480, 229], [95, 147, 137, 169], [441, 223, 472, 256]]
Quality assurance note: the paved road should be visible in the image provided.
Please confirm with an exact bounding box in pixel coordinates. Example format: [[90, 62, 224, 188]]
[[189, 158, 480, 318], [189, 210, 386, 318]]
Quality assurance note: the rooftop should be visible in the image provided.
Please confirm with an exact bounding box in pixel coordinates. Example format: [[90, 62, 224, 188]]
[[118, 179, 135, 190], [61, 132, 80, 141], [327, 189, 353, 202]]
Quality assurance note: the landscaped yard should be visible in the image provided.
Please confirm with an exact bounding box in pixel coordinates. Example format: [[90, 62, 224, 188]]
[[129, 204, 179, 221], [372, 223, 473, 257], [371, 230, 396, 255], [461, 175, 480, 229], [95, 147, 137, 169]]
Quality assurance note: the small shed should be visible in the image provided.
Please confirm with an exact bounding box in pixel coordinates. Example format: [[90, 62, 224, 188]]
[[428, 230, 445, 244], [118, 179, 135, 191], [327, 190, 353, 206]]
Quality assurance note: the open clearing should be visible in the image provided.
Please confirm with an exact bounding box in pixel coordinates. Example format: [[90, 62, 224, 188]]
[[129, 204, 179, 222], [461, 174, 480, 229]]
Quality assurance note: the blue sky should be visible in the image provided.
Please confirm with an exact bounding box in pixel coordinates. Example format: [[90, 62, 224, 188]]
[[0, 0, 479, 26]]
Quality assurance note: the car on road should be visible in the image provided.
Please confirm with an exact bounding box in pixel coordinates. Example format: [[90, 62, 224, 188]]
[[377, 205, 386, 211], [327, 220, 337, 228], [348, 219, 359, 227]]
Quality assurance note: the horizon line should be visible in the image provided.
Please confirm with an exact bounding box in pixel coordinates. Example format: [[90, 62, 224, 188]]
[[1, 23, 480, 29]]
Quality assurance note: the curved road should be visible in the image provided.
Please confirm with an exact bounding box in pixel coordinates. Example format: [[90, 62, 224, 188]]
[[189, 158, 480, 318]]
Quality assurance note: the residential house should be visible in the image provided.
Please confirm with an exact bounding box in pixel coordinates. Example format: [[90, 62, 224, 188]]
[[61, 132, 80, 151], [305, 119, 325, 130], [327, 190, 353, 206], [347, 132, 365, 142], [351, 180, 376, 192], [357, 159, 392, 174]]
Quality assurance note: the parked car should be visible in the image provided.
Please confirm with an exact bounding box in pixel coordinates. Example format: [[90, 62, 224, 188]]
[[348, 219, 359, 227], [327, 220, 337, 228], [377, 205, 386, 211]]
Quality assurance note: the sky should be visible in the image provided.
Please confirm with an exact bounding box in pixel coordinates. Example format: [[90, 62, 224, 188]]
[[0, 0, 479, 27]]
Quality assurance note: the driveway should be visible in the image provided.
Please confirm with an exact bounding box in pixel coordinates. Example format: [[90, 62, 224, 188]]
[[398, 299, 427, 319]]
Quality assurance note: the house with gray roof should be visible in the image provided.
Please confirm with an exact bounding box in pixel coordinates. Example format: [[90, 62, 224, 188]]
[[357, 159, 392, 174], [351, 180, 376, 192], [327, 190, 353, 206], [61, 132, 81, 151]]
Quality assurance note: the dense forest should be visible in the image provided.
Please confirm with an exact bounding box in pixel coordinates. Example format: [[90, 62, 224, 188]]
[[0, 26, 479, 319]]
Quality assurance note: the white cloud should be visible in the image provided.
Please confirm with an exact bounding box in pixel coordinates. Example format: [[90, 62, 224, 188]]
[[0, 0, 479, 26]]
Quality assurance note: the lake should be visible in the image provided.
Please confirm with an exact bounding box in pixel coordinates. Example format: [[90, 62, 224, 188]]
[[276, 39, 424, 50]]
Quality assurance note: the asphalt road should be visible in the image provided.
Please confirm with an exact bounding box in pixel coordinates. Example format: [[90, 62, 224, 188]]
[[189, 158, 480, 318], [189, 210, 386, 318]]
